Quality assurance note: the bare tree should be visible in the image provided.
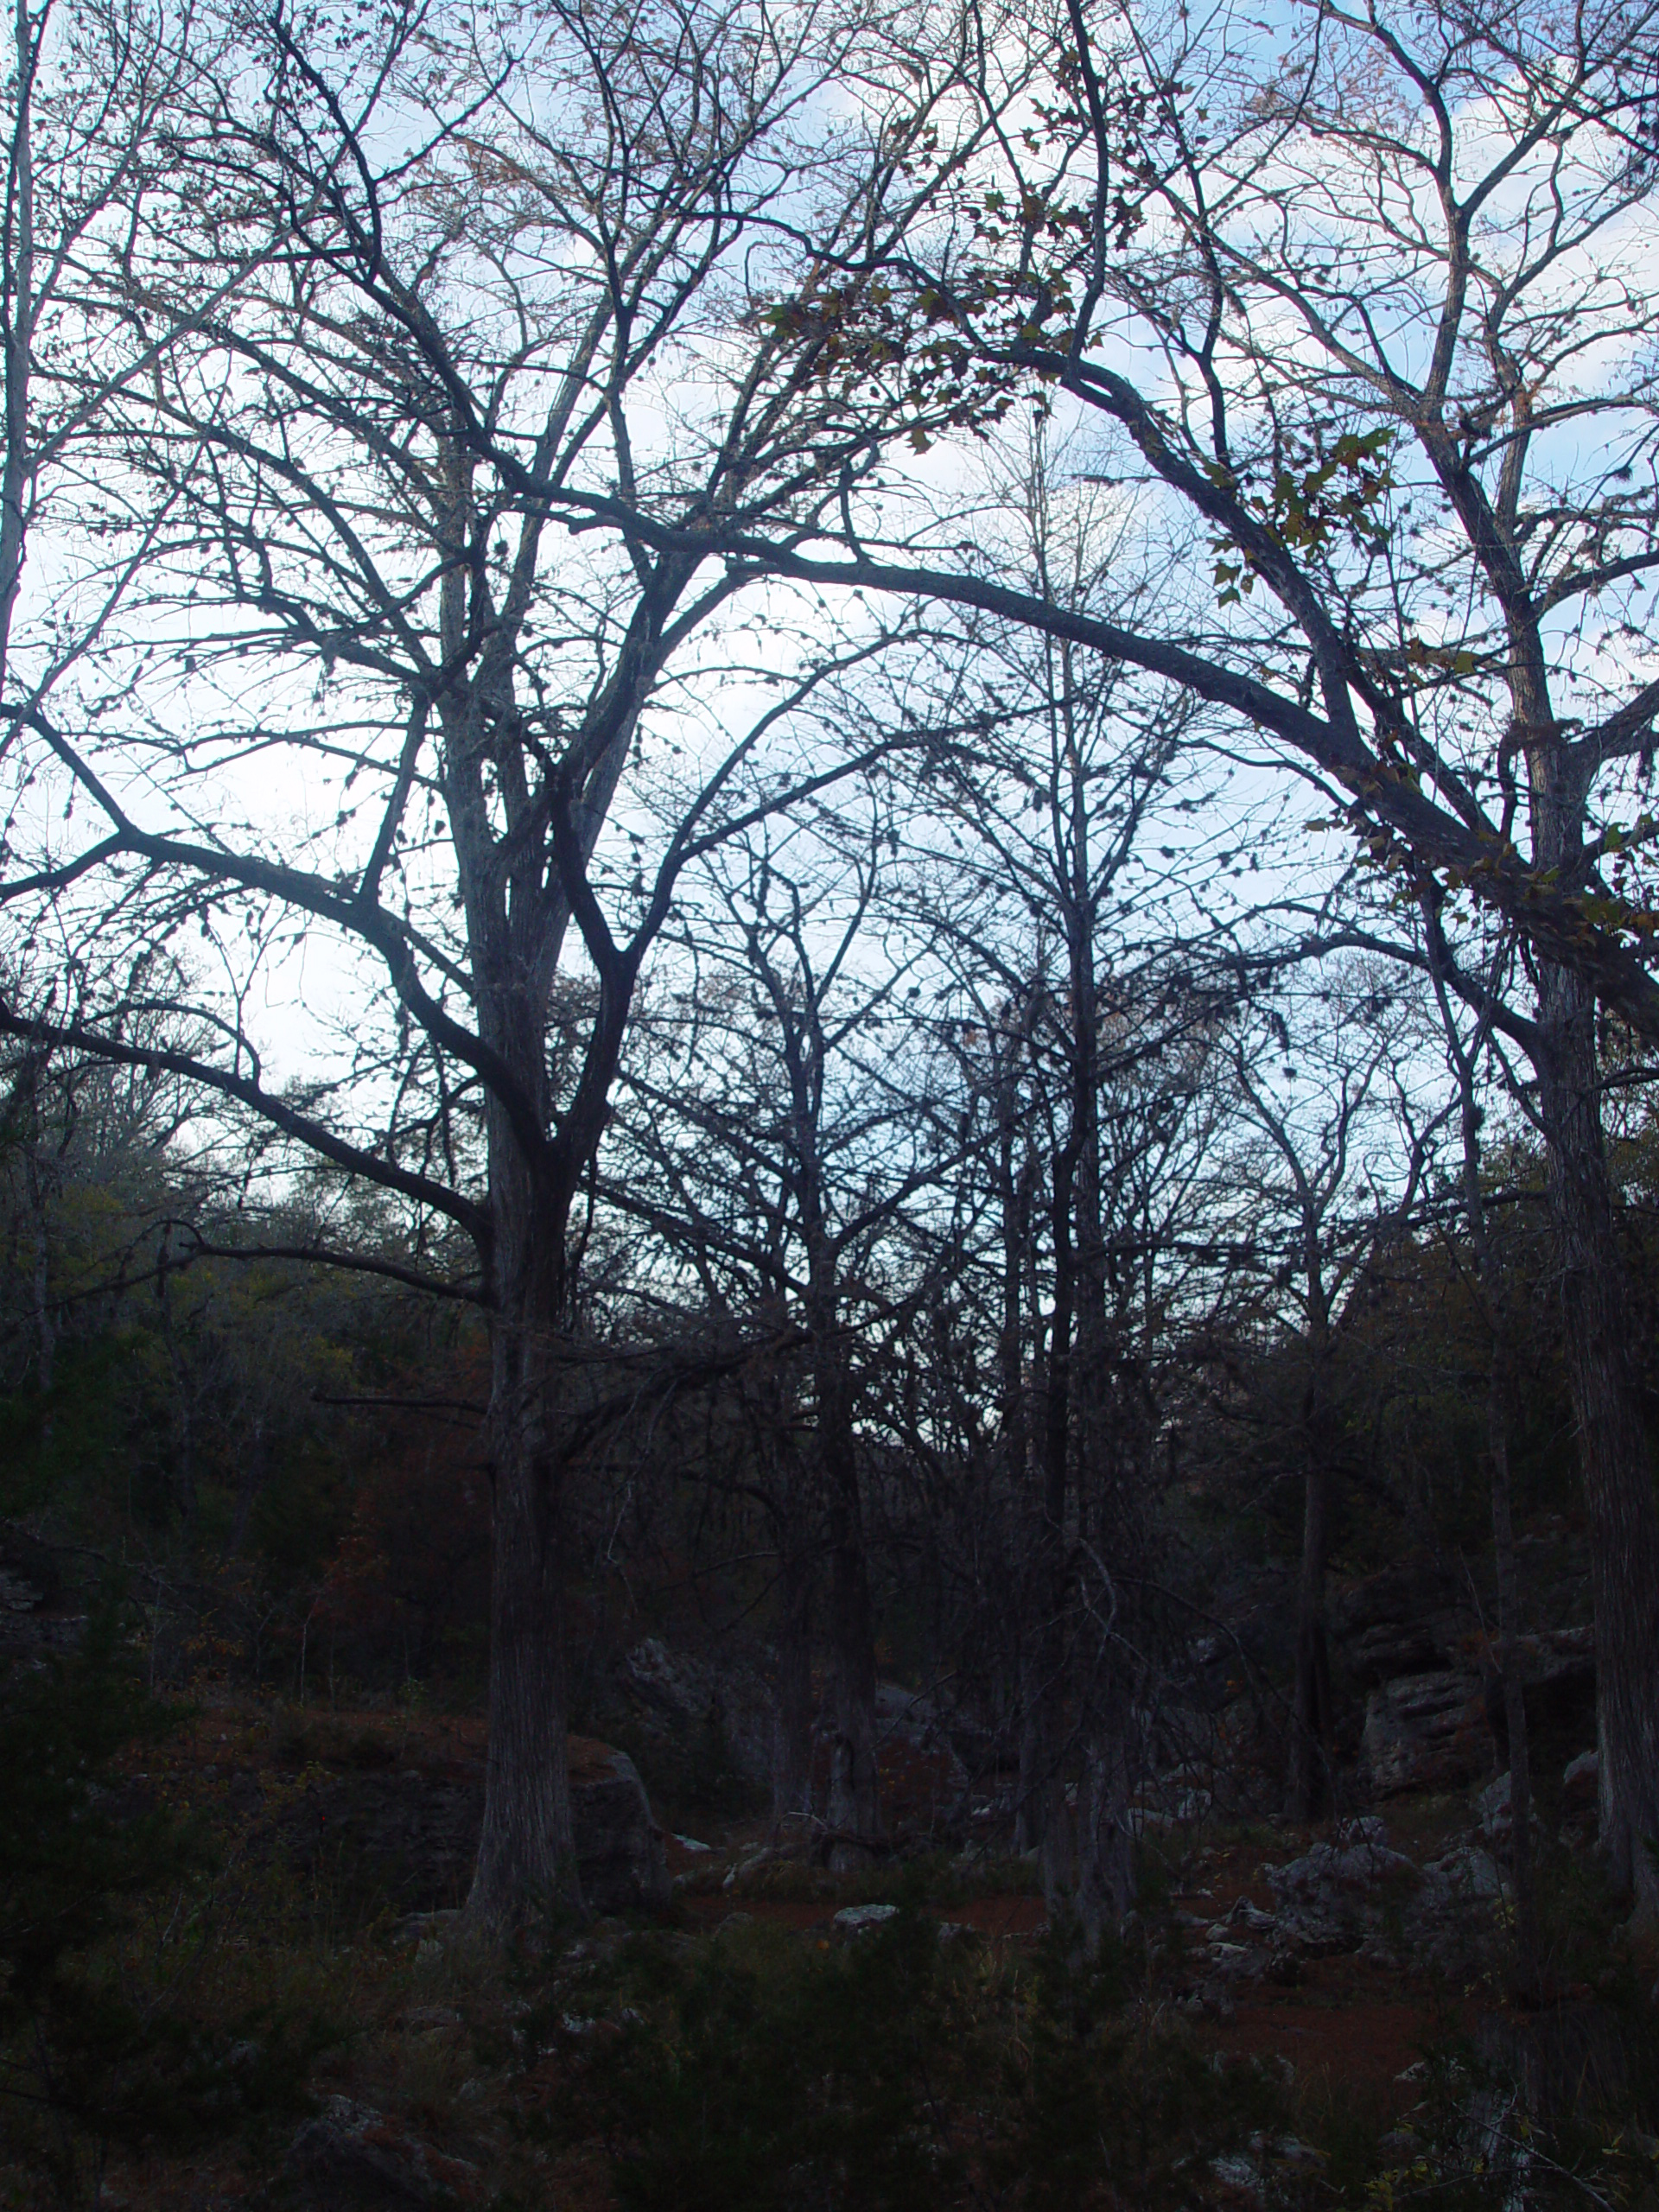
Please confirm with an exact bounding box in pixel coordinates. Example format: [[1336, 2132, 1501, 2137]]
[[1217, 976, 1441, 1821], [0, 0, 995, 1923], [611, 790, 963, 1862], [641, 1, 1659, 1913], [1421, 896, 1541, 1998], [888, 454, 1245, 1940]]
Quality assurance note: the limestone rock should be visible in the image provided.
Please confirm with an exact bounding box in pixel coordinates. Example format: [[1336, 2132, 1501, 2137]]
[[1561, 1749, 1599, 1808], [1328, 1563, 1461, 1688], [833, 1902, 899, 1934], [269, 1733, 668, 1917], [1485, 1628, 1597, 1752], [1267, 1819, 1418, 1954], [0, 1522, 83, 1656], [1420, 1844, 1503, 1905], [283, 2095, 476, 2208], [1361, 1669, 1487, 1795], [618, 1637, 772, 1787], [567, 1735, 671, 1915], [1475, 1771, 1541, 1842]]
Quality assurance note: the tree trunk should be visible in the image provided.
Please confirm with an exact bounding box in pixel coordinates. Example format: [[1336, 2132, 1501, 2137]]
[[817, 1341, 880, 1867], [1073, 1684, 1135, 1952], [1288, 1452, 1332, 1822], [1535, 969, 1659, 1918], [823, 1495, 880, 1866], [771, 1544, 816, 1832], [1427, 900, 1541, 1995], [25, 1135, 54, 1459], [467, 1215, 580, 1926], [1489, 1357, 1541, 1999], [998, 1076, 1048, 1854], [1014, 1643, 1052, 1853], [1036, 1129, 1081, 1923]]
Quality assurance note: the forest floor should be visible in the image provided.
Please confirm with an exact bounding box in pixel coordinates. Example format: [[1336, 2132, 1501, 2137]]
[[9, 1699, 1656, 2212]]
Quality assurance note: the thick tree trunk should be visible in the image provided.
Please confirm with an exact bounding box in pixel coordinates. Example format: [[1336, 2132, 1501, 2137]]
[[467, 1242, 580, 1927], [1535, 969, 1659, 1918], [1034, 1118, 1094, 1927], [1073, 1684, 1135, 1951], [823, 1488, 881, 1866], [803, 1277, 881, 1867], [1288, 1452, 1332, 1822], [771, 1545, 816, 1831], [1430, 914, 1542, 1993], [1489, 1363, 1541, 1999]]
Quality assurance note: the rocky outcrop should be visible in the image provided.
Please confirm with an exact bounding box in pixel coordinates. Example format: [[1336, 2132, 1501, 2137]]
[[616, 1637, 773, 1788], [272, 1732, 668, 1917], [1330, 1563, 1464, 1689], [284, 2094, 478, 2208], [1361, 1669, 1488, 1796], [0, 1521, 83, 1657], [1179, 1816, 1508, 2016], [1321, 1542, 1594, 1808], [1265, 1819, 1419, 1953], [567, 1735, 671, 1913], [1474, 1770, 1541, 1842], [1483, 1627, 1596, 1752]]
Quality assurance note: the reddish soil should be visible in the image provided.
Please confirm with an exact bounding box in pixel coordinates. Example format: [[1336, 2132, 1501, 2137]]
[[1200, 1993, 1450, 2101], [131, 1702, 1492, 2108], [950, 1893, 1050, 1937]]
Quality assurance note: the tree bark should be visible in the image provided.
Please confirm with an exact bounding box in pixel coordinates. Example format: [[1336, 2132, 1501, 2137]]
[[1074, 1687, 1135, 1950], [822, 1372, 881, 1866], [1036, 1127, 1079, 1918], [467, 1049, 582, 1924], [771, 1542, 816, 1832], [1426, 900, 1541, 1993], [1489, 1354, 1541, 1999], [1288, 1448, 1332, 1823], [1535, 968, 1659, 1919], [469, 1266, 579, 1924]]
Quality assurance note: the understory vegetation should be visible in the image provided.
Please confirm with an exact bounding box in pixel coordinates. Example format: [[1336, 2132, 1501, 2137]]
[[9, 0, 1659, 2200], [3, 1604, 1657, 2210]]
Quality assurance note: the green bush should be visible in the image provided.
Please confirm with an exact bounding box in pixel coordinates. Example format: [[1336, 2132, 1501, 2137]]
[[566, 1914, 970, 2212], [543, 1910, 1299, 2212], [0, 1598, 318, 2204]]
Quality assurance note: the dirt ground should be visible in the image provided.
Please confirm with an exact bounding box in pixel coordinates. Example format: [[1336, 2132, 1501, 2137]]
[[62, 1695, 1642, 2212]]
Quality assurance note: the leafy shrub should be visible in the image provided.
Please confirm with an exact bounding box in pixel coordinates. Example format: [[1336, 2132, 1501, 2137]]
[[544, 1911, 1297, 2212], [0, 1599, 319, 2203], [566, 1914, 971, 2211]]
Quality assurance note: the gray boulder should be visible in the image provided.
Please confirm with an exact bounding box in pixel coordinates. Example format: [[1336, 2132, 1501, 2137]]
[[618, 1637, 773, 1787], [268, 1732, 669, 1918], [1484, 1627, 1596, 1753], [1476, 1771, 1541, 1842], [1267, 1818, 1418, 1954], [568, 1735, 671, 1914], [1362, 1669, 1488, 1795], [1562, 1749, 1599, 1808], [833, 1902, 899, 1934], [284, 2095, 475, 2209]]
